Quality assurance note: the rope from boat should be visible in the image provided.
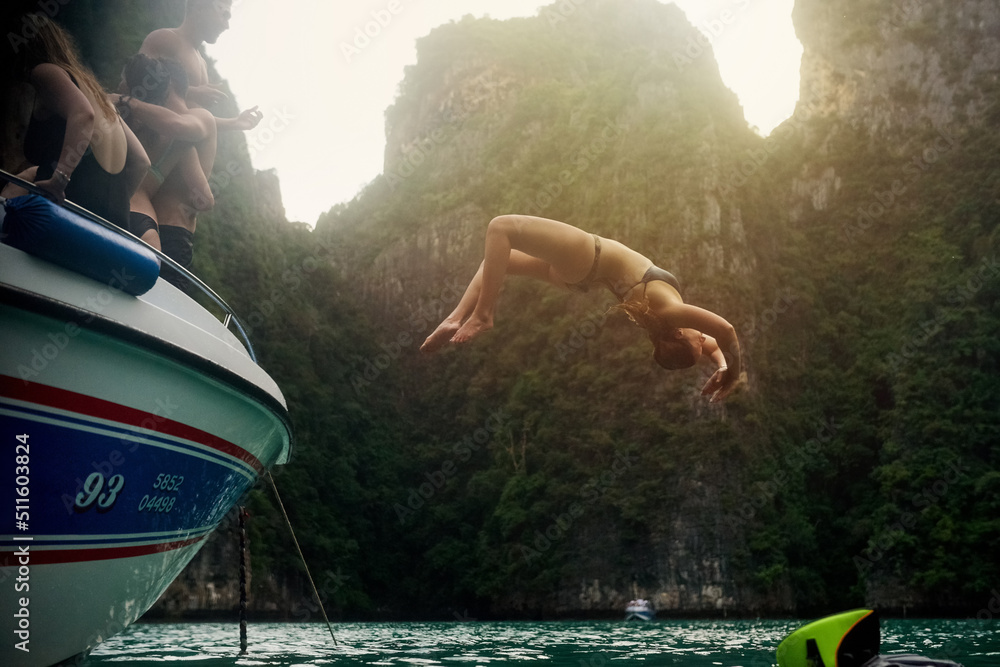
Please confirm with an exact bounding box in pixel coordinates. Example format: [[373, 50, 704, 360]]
[[267, 471, 338, 645], [239, 506, 249, 655]]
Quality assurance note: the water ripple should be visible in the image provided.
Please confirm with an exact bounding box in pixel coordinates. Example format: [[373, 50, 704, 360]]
[[87, 618, 997, 666]]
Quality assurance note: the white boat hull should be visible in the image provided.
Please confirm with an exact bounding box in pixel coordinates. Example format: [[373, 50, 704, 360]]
[[1, 241, 291, 666]]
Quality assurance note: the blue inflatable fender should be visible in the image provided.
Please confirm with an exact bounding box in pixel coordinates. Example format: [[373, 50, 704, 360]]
[[2, 194, 160, 296]]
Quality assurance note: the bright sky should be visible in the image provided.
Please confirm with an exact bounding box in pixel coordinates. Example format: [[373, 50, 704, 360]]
[[208, 0, 801, 225]]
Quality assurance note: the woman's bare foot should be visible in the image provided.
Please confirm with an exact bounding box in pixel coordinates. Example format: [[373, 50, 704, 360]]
[[451, 314, 493, 344], [420, 319, 462, 354]]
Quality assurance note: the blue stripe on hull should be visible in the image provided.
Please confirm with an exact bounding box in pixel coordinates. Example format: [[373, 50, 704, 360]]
[[2, 408, 256, 549]]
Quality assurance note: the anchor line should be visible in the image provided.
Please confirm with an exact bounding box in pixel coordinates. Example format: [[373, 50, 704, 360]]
[[267, 471, 338, 646]]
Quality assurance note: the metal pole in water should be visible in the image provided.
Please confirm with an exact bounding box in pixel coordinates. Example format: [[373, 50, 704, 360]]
[[239, 506, 249, 655]]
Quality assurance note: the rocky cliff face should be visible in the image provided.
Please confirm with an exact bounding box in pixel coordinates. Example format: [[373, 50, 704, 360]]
[[771, 0, 1000, 613], [794, 0, 1000, 135], [349, 0, 759, 324], [339, 1, 779, 618], [781, 0, 1000, 230], [153, 0, 999, 619]]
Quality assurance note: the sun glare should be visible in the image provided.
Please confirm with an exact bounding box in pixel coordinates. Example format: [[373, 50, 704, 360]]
[[208, 1, 802, 223]]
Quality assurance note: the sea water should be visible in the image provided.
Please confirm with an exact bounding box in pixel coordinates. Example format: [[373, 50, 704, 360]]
[[85, 618, 997, 666]]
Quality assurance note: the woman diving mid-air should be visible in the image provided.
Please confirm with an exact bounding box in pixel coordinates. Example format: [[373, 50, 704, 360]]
[[421, 215, 742, 403]]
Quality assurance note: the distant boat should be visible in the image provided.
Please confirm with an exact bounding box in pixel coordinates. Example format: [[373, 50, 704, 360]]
[[0, 184, 292, 666], [625, 598, 656, 621]]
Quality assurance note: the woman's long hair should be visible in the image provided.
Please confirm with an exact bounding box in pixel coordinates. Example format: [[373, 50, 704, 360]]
[[8, 13, 117, 123], [616, 298, 698, 370]]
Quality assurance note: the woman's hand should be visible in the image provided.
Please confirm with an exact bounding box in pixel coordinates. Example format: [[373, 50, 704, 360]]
[[34, 176, 67, 204], [701, 366, 738, 403]]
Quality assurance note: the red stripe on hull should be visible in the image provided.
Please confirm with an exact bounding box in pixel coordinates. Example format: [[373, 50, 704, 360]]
[[0, 375, 262, 471], [0, 536, 207, 566]]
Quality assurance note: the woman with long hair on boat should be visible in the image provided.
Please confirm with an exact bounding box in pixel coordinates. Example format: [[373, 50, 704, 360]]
[[112, 53, 217, 251], [1, 11, 148, 229], [421, 215, 742, 403]]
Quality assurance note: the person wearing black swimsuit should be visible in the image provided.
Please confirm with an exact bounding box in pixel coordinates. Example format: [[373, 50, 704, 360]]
[[6, 13, 147, 230], [420, 215, 742, 403], [115, 54, 217, 253]]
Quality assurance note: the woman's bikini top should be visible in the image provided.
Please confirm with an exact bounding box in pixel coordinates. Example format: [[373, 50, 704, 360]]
[[567, 234, 681, 301]]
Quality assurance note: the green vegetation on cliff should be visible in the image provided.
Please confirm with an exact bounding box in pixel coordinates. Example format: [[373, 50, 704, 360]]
[[50, 0, 999, 619]]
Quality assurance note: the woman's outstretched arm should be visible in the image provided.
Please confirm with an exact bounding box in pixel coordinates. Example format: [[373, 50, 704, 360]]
[[657, 301, 743, 402]]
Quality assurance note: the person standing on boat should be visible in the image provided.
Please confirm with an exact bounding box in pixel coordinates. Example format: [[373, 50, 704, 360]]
[[0, 12, 149, 229], [136, 0, 262, 285], [114, 54, 217, 254], [421, 215, 743, 403]]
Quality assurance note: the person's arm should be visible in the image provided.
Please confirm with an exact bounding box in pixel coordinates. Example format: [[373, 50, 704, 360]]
[[119, 117, 150, 199], [187, 83, 228, 109], [701, 335, 727, 368], [175, 145, 214, 213], [698, 334, 739, 403], [215, 106, 263, 132], [114, 94, 211, 143], [29, 63, 95, 203], [1, 166, 37, 198], [656, 300, 743, 402]]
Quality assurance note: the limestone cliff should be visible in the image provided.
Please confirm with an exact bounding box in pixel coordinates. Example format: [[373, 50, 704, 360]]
[[766, 0, 1000, 613], [785, 0, 1000, 221], [794, 0, 1000, 134], [146, 0, 999, 620], [347, 0, 760, 318], [321, 0, 780, 618]]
